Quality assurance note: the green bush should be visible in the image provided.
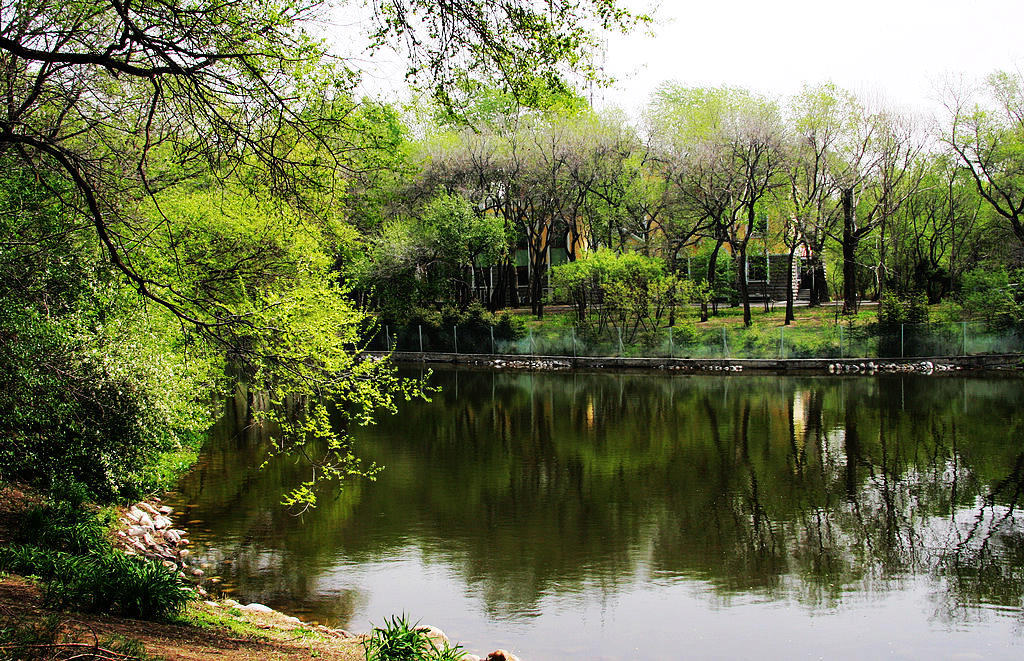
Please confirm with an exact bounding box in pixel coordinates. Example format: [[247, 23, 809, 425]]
[[0, 501, 193, 621], [878, 291, 929, 327], [958, 266, 1024, 328], [670, 321, 699, 345], [382, 302, 524, 353], [0, 163, 221, 503], [17, 500, 110, 556], [362, 614, 464, 661], [45, 552, 192, 620]]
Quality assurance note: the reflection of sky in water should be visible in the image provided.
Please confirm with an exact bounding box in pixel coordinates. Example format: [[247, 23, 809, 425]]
[[289, 536, 1024, 660], [169, 371, 1024, 660]]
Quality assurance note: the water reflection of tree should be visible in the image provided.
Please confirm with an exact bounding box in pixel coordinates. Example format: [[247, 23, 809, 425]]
[[936, 453, 1024, 621], [172, 369, 1024, 623]]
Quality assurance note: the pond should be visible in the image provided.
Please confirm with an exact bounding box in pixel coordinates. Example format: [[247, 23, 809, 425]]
[[168, 368, 1024, 660]]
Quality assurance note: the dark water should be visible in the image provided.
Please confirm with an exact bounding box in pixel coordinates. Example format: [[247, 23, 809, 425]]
[[169, 369, 1024, 660]]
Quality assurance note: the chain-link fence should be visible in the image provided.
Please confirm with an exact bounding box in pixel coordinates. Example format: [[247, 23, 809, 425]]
[[369, 321, 1022, 359]]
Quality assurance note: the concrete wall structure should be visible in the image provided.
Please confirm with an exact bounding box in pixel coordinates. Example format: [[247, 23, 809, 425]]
[[373, 351, 1022, 373]]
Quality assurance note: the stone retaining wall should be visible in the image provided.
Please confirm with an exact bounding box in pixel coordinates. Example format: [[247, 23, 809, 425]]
[[372, 351, 1022, 373]]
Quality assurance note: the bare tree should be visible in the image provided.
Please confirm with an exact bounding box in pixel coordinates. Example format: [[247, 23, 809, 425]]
[[725, 100, 786, 327], [829, 102, 924, 314], [945, 70, 1024, 249], [783, 83, 854, 317]]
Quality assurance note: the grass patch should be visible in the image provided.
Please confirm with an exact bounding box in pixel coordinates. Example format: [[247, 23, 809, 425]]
[[173, 605, 276, 640], [499, 301, 1002, 358], [363, 614, 464, 661], [173, 601, 335, 646], [0, 500, 193, 621]]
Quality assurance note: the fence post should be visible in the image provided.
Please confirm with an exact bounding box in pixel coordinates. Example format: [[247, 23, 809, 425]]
[[722, 327, 729, 357], [490, 326, 495, 354], [418, 325, 423, 354], [962, 321, 967, 355], [669, 326, 674, 358], [900, 323, 905, 358], [386, 324, 390, 352], [529, 330, 535, 355], [572, 326, 577, 357], [617, 327, 623, 356], [779, 326, 785, 359], [454, 326, 458, 354], [839, 324, 844, 359]]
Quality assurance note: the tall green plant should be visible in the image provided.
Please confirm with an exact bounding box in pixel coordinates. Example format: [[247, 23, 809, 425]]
[[362, 615, 464, 661]]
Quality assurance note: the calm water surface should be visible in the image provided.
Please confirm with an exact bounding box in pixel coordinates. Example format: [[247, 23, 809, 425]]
[[168, 370, 1024, 659]]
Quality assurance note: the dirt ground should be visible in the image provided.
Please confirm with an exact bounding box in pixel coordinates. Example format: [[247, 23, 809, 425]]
[[0, 576, 367, 661], [0, 484, 365, 661]]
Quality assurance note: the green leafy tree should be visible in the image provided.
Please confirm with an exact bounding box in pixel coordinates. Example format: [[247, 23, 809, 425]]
[[0, 163, 219, 499], [0, 0, 643, 504], [947, 71, 1024, 249], [650, 85, 787, 326], [551, 248, 689, 341], [421, 191, 507, 307]]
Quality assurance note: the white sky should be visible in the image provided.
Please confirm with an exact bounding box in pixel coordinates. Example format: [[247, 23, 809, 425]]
[[597, 0, 1024, 115], [325, 0, 1024, 117]]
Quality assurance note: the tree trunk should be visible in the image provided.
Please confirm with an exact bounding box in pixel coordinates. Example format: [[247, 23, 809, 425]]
[[737, 244, 751, 327], [702, 238, 724, 322], [667, 249, 678, 327], [509, 261, 520, 308], [785, 244, 797, 325], [807, 254, 828, 307], [530, 249, 546, 319], [841, 188, 859, 315]]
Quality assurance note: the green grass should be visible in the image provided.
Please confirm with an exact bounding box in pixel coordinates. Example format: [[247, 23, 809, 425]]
[[174, 601, 336, 645], [362, 614, 464, 661], [174, 605, 276, 639], [0, 500, 194, 620], [501, 301, 992, 359]]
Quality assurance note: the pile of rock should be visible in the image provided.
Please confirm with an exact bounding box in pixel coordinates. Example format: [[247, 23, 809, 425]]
[[666, 363, 744, 372], [115, 501, 526, 659], [827, 360, 958, 375], [487, 358, 570, 371], [114, 499, 205, 595]]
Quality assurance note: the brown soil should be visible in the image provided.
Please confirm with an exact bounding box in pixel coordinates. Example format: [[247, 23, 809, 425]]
[[0, 576, 366, 661]]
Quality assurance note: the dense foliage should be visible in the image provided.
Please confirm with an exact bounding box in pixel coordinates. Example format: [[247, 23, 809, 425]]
[[0, 500, 193, 620], [0, 0, 642, 505], [352, 75, 1024, 331]]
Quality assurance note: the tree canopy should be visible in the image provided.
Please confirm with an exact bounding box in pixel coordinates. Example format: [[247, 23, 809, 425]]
[[0, 0, 645, 504]]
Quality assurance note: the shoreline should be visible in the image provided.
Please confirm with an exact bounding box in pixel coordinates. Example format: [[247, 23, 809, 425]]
[[0, 484, 517, 661], [373, 351, 1023, 374], [111, 496, 516, 661]]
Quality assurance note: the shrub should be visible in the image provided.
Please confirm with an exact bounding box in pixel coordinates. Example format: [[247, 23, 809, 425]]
[[550, 249, 675, 337], [670, 321, 699, 345], [45, 552, 192, 620], [878, 291, 929, 327], [17, 500, 110, 555], [362, 614, 464, 661], [957, 266, 1024, 329], [0, 501, 193, 621], [383, 302, 524, 353]]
